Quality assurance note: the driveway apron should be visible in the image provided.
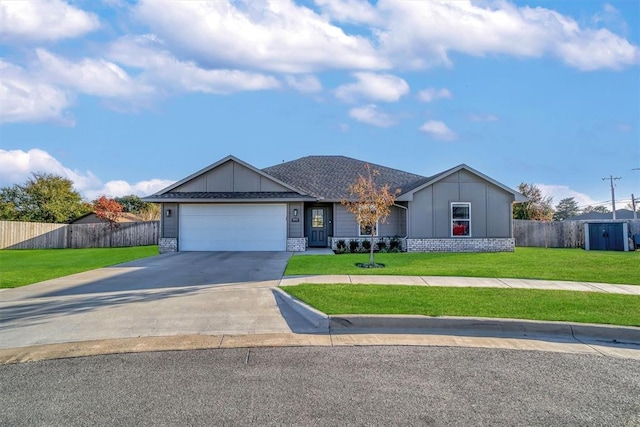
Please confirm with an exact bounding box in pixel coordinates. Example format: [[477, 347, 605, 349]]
[[0, 252, 310, 349]]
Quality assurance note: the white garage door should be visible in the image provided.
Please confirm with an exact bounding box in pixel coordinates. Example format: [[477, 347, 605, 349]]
[[179, 204, 287, 251]]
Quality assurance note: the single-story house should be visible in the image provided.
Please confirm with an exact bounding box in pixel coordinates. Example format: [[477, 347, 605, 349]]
[[144, 155, 526, 253]]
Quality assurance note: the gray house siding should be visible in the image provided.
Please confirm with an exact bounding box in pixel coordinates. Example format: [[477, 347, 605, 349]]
[[172, 161, 289, 193], [333, 203, 406, 237], [287, 202, 303, 238], [408, 170, 514, 239], [161, 203, 178, 238]]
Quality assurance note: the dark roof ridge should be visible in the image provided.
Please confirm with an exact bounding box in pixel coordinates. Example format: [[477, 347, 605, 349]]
[[262, 155, 428, 200]]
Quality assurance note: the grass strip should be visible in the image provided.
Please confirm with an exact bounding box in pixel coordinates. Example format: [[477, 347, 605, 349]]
[[0, 246, 159, 288], [285, 247, 640, 285], [281, 284, 640, 326]]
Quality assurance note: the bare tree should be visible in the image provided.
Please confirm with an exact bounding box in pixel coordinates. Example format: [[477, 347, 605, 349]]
[[342, 164, 400, 267]]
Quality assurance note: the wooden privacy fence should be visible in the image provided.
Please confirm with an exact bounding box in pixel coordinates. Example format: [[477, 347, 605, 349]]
[[513, 219, 640, 248], [0, 220, 159, 249]]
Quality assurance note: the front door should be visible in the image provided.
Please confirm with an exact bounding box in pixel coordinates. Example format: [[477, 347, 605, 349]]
[[308, 207, 327, 247]]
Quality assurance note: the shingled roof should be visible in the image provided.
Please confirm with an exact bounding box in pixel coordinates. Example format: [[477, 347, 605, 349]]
[[262, 155, 428, 201]]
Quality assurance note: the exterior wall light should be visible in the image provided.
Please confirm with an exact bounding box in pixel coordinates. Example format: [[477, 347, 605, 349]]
[[293, 208, 298, 217], [166, 209, 172, 217]]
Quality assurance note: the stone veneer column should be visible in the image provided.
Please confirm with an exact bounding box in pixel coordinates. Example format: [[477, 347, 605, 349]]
[[158, 238, 178, 253]]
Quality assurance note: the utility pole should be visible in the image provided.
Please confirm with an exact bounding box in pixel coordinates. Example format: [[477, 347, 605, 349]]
[[632, 193, 637, 220], [602, 175, 621, 219]]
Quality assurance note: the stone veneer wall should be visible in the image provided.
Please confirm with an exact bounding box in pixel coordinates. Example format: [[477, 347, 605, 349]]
[[406, 238, 515, 253], [159, 237, 178, 253], [287, 237, 307, 252]]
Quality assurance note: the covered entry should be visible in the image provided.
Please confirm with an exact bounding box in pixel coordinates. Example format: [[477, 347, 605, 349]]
[[179, 204, 287, 251], [305, 204, 333, 247]]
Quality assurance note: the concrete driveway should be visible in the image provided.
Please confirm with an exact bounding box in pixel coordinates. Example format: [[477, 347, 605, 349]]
[[0, 252, 315, 349]]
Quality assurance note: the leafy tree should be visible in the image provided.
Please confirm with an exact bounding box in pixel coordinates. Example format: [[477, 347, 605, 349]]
[[581, 205, 610, 214], [553, 197, 579, 221], [513, 183, 554, 221], [93, 196, 124, 228], [0, 173, 90, 223], [342, 164, 400, 267], [115, 194, 160, 220]]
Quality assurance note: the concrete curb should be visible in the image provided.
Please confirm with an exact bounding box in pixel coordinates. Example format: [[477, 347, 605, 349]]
[[328, 315, 640, 344], [272, 287, 329, 330], [274, 288, 640, 344]]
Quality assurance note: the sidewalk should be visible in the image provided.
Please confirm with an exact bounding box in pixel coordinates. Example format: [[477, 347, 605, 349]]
[[1, 273, 638, 364], [279, 275, 640, 295]]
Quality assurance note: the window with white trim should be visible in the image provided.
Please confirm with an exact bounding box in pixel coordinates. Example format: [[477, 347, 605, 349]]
[[359, 221, 378, 236], [451, 202, 471, 237]]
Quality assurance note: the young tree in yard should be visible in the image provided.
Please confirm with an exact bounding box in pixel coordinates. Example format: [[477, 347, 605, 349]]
[[513, 183, 554, 221], [342, 164, 400, 267], [553, 197, 580, 221], [93, 196, 124, 228], [0, 173, 90, 223]]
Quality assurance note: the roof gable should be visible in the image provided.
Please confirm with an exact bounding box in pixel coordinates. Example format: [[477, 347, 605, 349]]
[[151, 155, 306, 195], [262, 155, 427, 200], [396, 164, 527, 202]]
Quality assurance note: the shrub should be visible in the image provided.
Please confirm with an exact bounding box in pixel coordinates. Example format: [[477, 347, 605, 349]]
[[377, 241, 386, 251], [362, 240, 371, 251], [335, 240, 348, 254], [349, 240, 360, 253], [389, 236, 401, 251]]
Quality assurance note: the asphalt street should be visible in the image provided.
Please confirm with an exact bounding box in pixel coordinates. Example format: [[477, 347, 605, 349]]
[[1, 346, 639, 426]]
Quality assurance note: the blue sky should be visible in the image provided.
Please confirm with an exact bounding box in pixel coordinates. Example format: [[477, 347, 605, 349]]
[[1, 0, 639, 211]]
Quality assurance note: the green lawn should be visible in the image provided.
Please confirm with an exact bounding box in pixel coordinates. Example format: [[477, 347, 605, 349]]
[[0, 246, 159, 288], [285, 248, 640, 285], [282, 284, 640, 326]]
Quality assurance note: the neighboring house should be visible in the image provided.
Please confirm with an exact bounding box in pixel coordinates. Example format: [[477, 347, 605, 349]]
[[70, 212, 146, 224], [567, 209, 637, 221], [144, 155, 526, 253]]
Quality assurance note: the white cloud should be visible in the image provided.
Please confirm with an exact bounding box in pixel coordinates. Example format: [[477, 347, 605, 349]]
[[135, 0, 386, 74], [419, 120, 457, 141], [0, 149, 172, 200], [349, 104, 395, 127], [83, 179, 174, 200], [107, 36, 281, 95], [417, 88, 452, 103], [535, 184, 601, 208], [335, 72, 409, 103], [375, 0, 639, 71], [286, 75, 323, 93], [0, 60, 74, 125], [0, 0, 99, 42], [315, 0, 381, 25], [0, 148, 100, 191], [35, 49, 149, 98]]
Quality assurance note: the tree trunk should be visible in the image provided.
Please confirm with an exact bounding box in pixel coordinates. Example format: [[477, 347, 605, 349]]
[[369, 229, 375, 266]]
